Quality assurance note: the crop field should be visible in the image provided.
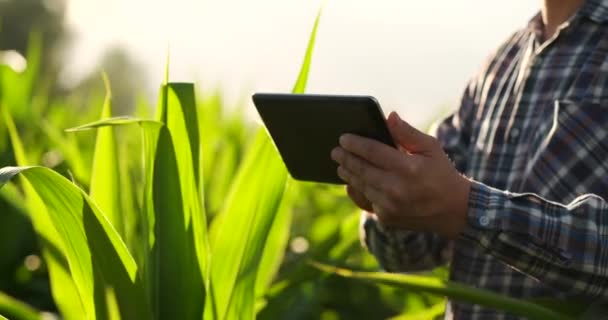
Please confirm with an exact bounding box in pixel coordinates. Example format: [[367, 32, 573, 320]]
[[0, 6, 589, 320]]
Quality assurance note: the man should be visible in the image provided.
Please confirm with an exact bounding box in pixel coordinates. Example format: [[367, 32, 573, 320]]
[[330, 0, 608, 318]]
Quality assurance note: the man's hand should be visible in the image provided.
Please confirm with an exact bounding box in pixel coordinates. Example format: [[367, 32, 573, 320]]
[[331, 111, 471, 239], [346, 184, 374, 212]]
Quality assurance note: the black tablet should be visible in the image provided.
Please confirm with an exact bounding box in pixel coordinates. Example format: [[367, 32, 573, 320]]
[[252, 93, 396, 184]]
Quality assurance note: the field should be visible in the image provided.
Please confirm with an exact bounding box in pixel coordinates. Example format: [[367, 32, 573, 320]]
[[0, 7, 586, 320]]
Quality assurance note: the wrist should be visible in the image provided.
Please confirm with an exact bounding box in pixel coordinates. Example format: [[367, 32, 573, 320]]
[[443, 174, 472, 239]]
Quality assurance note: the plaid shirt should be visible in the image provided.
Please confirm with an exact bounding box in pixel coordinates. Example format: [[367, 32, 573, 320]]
[[361, 1, 608, 318]]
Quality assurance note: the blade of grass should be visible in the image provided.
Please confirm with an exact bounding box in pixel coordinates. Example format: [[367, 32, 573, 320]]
[[310, 262, 572, 320], [89, 73, 123, 236], [0, 291, 40, 320]]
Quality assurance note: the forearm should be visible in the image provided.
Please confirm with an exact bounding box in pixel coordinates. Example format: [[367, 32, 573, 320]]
[[463, 180, 608, 298], [361, 212, 452, 272]]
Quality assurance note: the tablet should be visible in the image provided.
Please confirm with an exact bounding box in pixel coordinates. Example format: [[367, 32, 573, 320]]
[[252, 93, 396, 184]]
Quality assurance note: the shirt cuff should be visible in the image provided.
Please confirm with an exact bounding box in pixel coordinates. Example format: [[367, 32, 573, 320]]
[[461, 180, 507, 242]]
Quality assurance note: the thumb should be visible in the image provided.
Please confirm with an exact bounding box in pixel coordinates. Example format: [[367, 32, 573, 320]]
[[387, 111, 433, 153]]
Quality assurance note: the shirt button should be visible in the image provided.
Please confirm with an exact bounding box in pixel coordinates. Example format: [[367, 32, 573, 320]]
[[478, 216, 490, 227], [508, 127, 521, 143]]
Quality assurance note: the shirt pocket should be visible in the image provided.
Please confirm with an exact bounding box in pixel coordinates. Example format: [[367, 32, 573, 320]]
[[521, 99, 608, 203]]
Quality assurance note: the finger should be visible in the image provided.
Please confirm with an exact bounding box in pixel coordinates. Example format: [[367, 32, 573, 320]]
[[332, 148, 389, 187], [337, 134, 404, 170], [337, 166, 389, 208], [346, 184, 373, 211], [387, 111, 434, 154]]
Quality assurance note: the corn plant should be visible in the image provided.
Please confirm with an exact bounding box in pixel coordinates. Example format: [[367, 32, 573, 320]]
[[0, 5, 600, 320]]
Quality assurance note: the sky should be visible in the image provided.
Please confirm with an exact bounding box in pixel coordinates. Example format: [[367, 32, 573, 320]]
[[64, 0, 538, 126]]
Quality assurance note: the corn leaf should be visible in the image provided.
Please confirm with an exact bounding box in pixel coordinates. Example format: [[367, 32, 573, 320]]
[[3, 109, 148, 318], [578, 302, 608, 319], [89, 73, 123, 236], [65, 116, 148, 132], [39, 120, 90, 183], [65, 112, 206, 319], [0, 291, 40, 320], [207, 130, 288, 320], [150, 83, 206, 319], [209, 6, 323, 319], [311, 263, 573, 320], [0, 166, 151, 319], [291, 5, 323, 93], [3, 106, 86, 320], [147, 126, 204, 319], [254, 184, 293, 301], [254, 5, 323, 313], [159, 84, 208, 275], [388, 301, 445, 320]]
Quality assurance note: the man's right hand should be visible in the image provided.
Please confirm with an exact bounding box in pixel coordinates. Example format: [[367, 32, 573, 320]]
[[346, 184, 374, 212]]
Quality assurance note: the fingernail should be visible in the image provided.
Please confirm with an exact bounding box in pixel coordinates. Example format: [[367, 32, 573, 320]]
[[392, 112, 404, 125], [339, 134, 349, 147], [330, 148, 340, 161]]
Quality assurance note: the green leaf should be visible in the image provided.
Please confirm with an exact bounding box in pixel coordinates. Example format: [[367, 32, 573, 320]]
[[207, 130, 288, 320], [165, 83, 201, 187], [89, 73, 123, 236], [0, 291, 40, 320], [292, 4, 323, 94], [149, 82, 206, 319], [147, 125, 205, 320], [531, 298, 590, 318], [311, 263, 573, 320], [65, 116, 151, 132], [39, 120, 90, 183], [388, 300, 445, 320], [209, 6, 323, 318], [65, 107, 207, 320], [255, 182, 294, 300], [3, 106, 86, 320], [578, 301, 608, 319], [0, 166, 151, 319]]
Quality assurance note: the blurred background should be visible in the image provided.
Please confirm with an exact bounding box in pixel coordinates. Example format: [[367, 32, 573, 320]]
[[0, 0, 539, 319], [8, 0, 537, 126]]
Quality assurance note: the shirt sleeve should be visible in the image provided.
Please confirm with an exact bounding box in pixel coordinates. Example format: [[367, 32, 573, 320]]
[[360, 79, 478, 272], [463, 180, 608, 298]]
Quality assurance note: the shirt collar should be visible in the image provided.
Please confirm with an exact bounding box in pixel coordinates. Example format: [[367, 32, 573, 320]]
[[526, 0, 608, 40]]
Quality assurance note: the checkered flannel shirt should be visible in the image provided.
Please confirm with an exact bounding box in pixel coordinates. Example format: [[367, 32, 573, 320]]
[[361, 1, 608, 318]]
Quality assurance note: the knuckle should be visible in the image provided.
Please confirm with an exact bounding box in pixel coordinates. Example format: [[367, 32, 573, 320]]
[[400, 161, 415, 175], [409, 159, 423, 175]]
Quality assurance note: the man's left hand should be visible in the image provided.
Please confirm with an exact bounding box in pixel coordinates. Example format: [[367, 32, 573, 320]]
[[331, 111, 471, 239]]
